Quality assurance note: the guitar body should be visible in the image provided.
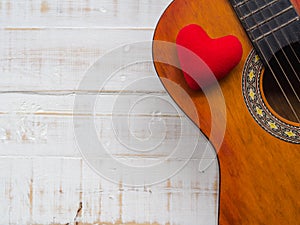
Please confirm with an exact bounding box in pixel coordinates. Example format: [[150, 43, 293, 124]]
[[153, 0, 300, 224]]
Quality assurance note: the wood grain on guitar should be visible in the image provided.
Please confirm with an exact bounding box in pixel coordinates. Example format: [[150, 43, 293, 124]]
[[153, 0, 300, 224]]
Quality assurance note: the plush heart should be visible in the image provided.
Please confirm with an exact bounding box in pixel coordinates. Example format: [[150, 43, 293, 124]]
[[176, 24, 243, 90]]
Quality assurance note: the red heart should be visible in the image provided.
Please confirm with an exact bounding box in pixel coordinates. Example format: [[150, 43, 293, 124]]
[[176, 24, 243, 90]]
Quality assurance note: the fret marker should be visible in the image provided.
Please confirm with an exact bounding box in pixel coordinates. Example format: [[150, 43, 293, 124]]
[[256, 107, 263, 116], [285, 131, 296, 137], [268, 122, 278, 130], [249, 88, 255, 100], [249, 70, 255, 81]]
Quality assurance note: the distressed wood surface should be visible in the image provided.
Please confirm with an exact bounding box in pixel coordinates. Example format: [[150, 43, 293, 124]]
[[0, 0, 218, 224], [154, 0, 300, 225]]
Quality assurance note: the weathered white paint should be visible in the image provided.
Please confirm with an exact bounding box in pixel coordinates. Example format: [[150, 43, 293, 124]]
[[0, 29, 160, 92], [0, 157, 218, 225], [0, 0, 171, 28], [0, 0, 219, 224]]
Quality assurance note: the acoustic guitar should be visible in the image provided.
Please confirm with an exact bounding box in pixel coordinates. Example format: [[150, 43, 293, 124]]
[[153, 0, 300, 224]]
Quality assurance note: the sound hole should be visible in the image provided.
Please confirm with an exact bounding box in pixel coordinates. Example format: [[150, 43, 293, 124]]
[[263, 42, 300, 124]]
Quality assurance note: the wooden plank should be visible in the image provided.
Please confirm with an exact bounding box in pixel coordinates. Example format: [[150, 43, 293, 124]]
[[0, 29, 165, 92], [0, 0, 171, 28], [0, 92, 218, 224], [0, 93, 215, 159], [0, 0, 219, 224], [0, 157, 218, 225]]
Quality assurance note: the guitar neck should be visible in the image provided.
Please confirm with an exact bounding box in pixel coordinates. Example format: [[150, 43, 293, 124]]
[[229, 0, 300, 65]]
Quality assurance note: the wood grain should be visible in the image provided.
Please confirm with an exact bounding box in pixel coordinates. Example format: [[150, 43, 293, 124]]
[[153, 0, 300, 224], [0, 157, 218, 224], [0, 0, 219, 224], [0, 0, 171, 28]]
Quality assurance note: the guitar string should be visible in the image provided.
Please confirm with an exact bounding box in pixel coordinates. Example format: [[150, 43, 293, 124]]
[[251, 0, 300, 97], [232, 0, 300, 121], [239, 0, 300, 122], [234, 0, 300, 85], [272, 0, 300, 64], [258, 0, 300, 65], [233, 0, 300, 122], [256, 0, 300, 81], [274, 0, 300, 80], [234, 0, 300, 71], [240, 0, 300, 122]]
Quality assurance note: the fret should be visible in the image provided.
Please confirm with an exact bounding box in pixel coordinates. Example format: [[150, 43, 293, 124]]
[[253, 16, 299, 42], [240, 0, 291, 27], [233, 0, 250, 8], [256, 25, 297, 61], [241, 0, 279, 20], [246, 5, 294, 32], [238, 1, 279, 18], [249, 7, 298, 40], [230, 0, 300, 65]]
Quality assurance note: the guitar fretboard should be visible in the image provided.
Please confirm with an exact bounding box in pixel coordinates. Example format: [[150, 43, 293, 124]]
[[230, 0, 300, 63]]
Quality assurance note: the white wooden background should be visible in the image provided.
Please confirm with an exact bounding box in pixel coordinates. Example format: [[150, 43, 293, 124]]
[[0, 1, 219, 224]]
